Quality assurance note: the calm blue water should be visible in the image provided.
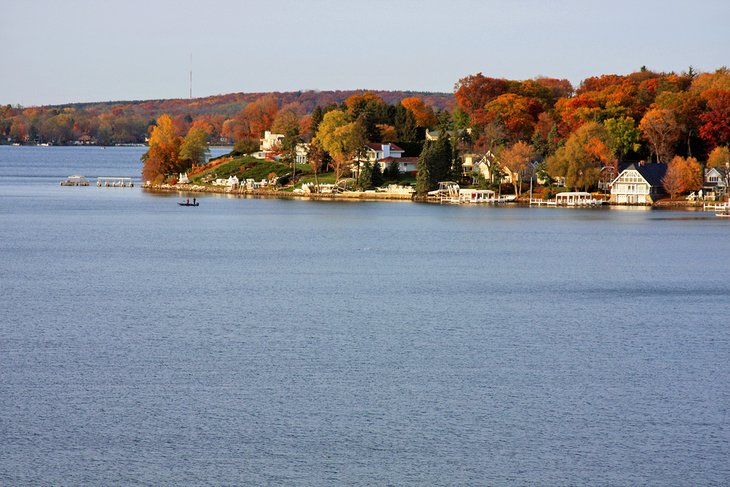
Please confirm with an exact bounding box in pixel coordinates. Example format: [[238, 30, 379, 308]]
[[1, 146, 729, 486]]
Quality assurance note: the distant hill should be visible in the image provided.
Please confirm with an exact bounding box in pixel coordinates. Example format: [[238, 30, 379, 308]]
[[49, 90, 455, 118], [0, 89, 454, 145]]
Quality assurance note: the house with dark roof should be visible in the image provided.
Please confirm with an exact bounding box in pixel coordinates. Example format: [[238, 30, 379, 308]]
[[610, 162, 667, 204], [704, 167, 728, 200]]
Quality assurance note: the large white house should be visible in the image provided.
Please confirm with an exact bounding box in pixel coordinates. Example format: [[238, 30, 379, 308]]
[[358, 143, 418, 174], [610, 162, 667, 204]]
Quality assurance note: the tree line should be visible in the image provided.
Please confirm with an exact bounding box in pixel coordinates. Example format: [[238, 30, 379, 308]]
[[99, 66, 730, 194]]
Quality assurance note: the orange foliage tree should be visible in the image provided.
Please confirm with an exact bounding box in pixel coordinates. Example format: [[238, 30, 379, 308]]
[[401, 97, 437, 128], [454, 73, 509, 115], [663, 156, 702, 198], [476, 93, 543, 142], [142, 114, 182, 183], [498, 141, 535, 196]]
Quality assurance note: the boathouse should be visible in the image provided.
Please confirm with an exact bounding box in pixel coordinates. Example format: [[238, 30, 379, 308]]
[[610, 163, 667, 205]]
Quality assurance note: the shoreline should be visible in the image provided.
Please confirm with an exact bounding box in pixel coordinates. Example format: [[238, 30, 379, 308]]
[[143, 183, 719, 208], [144, 183, 415, 201]]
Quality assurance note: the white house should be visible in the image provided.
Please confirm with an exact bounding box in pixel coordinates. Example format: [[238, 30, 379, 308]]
[[469, 151, 501, 182], [295, 142, 309, 164], [704, 167, 728, 200], [260, 130, 285, 152], [364, 143, 405, 162], [355, 143, 418, 175], [610, 162, 667, 204], [378, 156, 419, 174]]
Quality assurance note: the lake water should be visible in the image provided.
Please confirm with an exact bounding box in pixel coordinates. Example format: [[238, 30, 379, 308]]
[[1, 146, 729, 486]]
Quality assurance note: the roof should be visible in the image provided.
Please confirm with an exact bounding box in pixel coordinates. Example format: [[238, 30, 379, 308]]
[[366, 143, 404, 152], [615, 162, 667, 187], [706, 166, 727, 176]]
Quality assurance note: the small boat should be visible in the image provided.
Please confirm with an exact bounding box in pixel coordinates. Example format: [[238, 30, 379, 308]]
[[716, 212, 730, 218], [60, 175, 90, 186], [178, 202, 199, 207]]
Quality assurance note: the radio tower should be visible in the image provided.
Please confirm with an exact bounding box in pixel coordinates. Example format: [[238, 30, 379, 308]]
[[189, 53, 193, 99]]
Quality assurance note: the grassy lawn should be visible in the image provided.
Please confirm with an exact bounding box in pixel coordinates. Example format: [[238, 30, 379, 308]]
[[189, 154, 416, 191], [190, 156, 311, 184]]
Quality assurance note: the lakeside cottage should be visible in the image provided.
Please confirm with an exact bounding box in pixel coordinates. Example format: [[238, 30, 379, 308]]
[[610, 162, 667, 205]]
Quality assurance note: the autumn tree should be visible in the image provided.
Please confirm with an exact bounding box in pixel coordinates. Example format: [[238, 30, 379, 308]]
[[271, 110, 300, 135], [401, 97, 437, 128], [547, 122, 611, 191], [476, 93, 543, 142], [377, 123, 398, 142], [234, 95, 279, 140], [313, 110, 366, 181], [639, 108, 681, 163], [698, 90, 730, 150], [454, 73, 509, 115], [663, 156, 703, 198], [307, 143, 326, 188], [179, 125, 210, 166], [498, 141, 535, 196], [344, 92, 389, 141], [653, 90, 703, 156], [707, 145, 730, 169], [142, 114, 181, 183]]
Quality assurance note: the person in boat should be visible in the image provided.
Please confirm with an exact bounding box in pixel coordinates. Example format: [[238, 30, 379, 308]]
[[186, 198, 189, 204], [193, 197, 196, 205]]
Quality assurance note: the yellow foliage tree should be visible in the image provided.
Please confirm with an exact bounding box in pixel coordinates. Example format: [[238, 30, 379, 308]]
[[313, 111, 366, 181], [547, 122, 611, 191], [707, 146, 730, 169]]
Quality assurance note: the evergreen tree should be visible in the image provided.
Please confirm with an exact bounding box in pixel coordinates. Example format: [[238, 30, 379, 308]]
[[385, 160, 400, 181], [371, 160, 384, 187], [415, 141, 433, 195], [395, 105, 418, 142], [430, 135, 453, 186], [311, 106, 324, 136], [359, 160, 373, 189]]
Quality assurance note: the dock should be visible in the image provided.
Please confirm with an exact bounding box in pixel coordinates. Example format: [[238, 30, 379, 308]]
[[703, 202, 729, 211], [97, 177, 134, 187]]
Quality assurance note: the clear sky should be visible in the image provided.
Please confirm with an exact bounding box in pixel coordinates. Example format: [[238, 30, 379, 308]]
[[2, 0, 728, 106]]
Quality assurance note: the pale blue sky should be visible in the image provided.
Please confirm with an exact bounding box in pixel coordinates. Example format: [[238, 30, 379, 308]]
[[2, 0, 728, 106]]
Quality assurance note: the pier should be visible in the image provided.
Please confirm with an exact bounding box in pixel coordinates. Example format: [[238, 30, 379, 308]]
[[97, 177, 134, 187], [703, 202, 729, 211]]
